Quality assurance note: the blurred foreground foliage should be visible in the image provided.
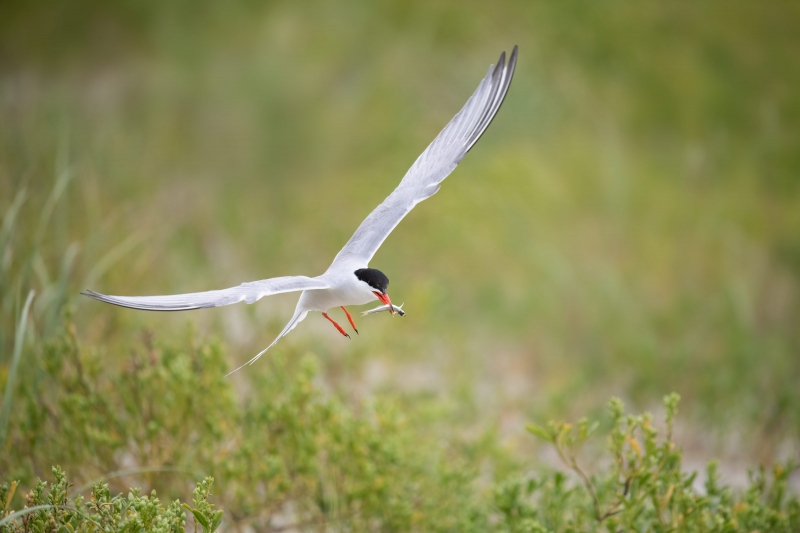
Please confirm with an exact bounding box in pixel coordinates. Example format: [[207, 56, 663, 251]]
[[2, 326, 483, 531], [2, 341, 798, 531]]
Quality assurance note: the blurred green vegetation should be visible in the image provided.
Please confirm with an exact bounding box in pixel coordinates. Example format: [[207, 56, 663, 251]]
[[3, 329, 487, 530], [1, 0, 799, 528], [2, 353, 798, 531]]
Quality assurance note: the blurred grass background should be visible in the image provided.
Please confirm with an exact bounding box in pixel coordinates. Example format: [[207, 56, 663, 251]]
[[2, 0, 799, 505]]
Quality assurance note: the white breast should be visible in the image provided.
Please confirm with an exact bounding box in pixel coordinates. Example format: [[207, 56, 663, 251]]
[[298, 269, 376, 312]]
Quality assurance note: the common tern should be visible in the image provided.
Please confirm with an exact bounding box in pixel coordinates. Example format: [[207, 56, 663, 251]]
[[83, 46, 517, 374]]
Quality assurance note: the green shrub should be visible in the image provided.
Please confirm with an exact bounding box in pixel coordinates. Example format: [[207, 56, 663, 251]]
[[3, 327, 486, 531], [3, 344, 799, 532], [0, 467, 220, 532], [498, 394, 800, 532]]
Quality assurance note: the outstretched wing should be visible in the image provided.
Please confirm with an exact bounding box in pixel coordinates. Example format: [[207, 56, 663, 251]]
[[329, 46, 517, 268], [82, 276, 329, 311]]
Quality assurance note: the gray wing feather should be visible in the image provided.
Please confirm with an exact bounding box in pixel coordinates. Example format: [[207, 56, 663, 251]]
[[330, 46, 517, 267], [82, 276, 329, 311]]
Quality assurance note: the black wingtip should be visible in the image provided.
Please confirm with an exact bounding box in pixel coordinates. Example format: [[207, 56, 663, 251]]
[[81, 289, 108, 301], [508, 45, 519, 72], [81, 289, 113, 305], [493, 51, 506, 82], [462, 45, 519, 154]]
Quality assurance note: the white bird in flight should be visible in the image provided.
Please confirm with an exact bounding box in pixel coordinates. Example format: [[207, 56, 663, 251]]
[[83, 46, 518, 374]]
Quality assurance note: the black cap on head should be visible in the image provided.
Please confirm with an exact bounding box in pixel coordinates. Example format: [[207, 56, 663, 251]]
[[354, 268, 389, 294]]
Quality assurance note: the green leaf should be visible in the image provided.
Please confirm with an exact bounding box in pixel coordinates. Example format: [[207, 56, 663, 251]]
[[211, 510, 223, 531], [182, 504, 210, 529], [526, 423, 553, 443]]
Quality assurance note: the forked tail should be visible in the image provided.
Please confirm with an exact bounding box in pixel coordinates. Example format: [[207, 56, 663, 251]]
[[225, 307, 309, 377]]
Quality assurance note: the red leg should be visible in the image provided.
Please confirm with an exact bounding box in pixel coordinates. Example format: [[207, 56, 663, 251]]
[[340, 306, 359, 335], [322, 312, 350, 339]]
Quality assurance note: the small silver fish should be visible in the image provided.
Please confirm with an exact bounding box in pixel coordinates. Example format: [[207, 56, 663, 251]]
[[361, 303, 406, 317]]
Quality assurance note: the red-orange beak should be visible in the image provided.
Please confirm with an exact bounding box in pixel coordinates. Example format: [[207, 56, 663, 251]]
[[373, 291, 394, 315]]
